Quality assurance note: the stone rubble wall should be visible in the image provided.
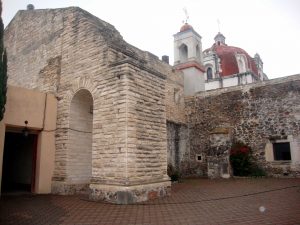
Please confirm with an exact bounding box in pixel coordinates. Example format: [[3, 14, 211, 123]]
[[185, 75, 300, 177], [166, 122, 189, 174]]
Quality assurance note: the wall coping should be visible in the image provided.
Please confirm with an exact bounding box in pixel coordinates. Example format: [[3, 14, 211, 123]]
[[188, 74, 300, 99]]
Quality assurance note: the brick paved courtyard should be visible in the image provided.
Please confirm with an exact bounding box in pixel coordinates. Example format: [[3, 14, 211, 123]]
[[1, 178, 300, 225]]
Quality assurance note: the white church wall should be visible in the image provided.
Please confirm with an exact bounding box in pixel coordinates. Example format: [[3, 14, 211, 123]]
[[247, 74, 254, 83], [205, 80, 221, 90], [182, 67, 205, 95], [223, 76, 239, 87]]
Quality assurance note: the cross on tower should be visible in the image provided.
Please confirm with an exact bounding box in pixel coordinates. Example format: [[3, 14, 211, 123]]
[[217, 19, 221, 33], [183, 7, 189, 24]]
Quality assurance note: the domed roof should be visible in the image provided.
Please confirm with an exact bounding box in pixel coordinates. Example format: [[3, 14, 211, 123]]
[[180, 23, 193, 32], [205, 43, 258, 77]]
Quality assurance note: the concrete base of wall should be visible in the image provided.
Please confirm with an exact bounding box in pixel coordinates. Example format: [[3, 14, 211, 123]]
[[89, 181, 171, 204], [51, 181, 89, 195]]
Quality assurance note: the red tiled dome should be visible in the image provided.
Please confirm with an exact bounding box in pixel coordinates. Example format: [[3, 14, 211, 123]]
[[180, 23, 193, 32], [207, 44, 258, 77]]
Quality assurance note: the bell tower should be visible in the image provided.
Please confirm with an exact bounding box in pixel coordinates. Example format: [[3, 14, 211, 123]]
[[173, 23, 205, 95]]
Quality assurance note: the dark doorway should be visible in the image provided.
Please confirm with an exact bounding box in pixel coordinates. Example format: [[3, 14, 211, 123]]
[[1, 132, 37, 193]]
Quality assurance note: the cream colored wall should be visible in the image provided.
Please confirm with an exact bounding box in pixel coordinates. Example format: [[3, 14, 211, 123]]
[[0, 85, 57, 194], [35, 94, 57, 193], [5, 86, 46, 129]]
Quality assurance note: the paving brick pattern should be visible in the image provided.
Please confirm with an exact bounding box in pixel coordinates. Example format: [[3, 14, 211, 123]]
[[1, 178, 300, 225]]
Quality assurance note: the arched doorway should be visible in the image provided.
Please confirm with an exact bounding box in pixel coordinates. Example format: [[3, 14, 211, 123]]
[[68, 89, 93, 186]]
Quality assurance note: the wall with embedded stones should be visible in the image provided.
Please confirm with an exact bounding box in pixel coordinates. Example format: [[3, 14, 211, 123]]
[[167, 122, 189, 173], [185, 74, 300, 178]]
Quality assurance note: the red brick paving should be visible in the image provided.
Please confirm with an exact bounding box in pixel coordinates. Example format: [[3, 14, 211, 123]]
[[1, 178, 300, 225]]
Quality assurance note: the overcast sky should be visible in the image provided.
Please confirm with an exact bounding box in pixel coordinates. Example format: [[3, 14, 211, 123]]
[[3, 0, 300, 79]]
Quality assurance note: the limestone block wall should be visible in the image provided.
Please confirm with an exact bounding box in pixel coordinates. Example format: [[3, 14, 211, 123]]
[[186, 74, 300, 177], [5, 6, 175, 201], [4, 8, 65, 90], [126, 63, 168, 183], [50, 8, 130, 192]]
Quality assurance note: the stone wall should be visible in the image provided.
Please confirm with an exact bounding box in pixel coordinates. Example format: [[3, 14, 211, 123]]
[[166, 122, 188, 173], [5, 6, 178, 203], [4, 8, 65, 90], [186, 75, 300, 177]]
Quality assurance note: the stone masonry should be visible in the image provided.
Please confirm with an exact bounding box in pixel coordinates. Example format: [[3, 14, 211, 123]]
[[185, 75, 300, 178], [4, 7, 188, 203]]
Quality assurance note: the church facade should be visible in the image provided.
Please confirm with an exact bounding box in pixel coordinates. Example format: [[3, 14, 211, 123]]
[[1, 6, 299, 203]]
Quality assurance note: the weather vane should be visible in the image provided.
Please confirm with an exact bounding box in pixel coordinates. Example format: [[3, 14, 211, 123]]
[[183, 7, 189, 24]]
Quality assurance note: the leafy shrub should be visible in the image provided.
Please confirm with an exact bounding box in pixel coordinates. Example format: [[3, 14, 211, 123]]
[[230, 142, 265, 177]]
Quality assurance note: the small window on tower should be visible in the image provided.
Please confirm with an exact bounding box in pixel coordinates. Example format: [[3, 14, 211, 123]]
[[273, 142, 291, 160], [207, 67, 213, 80], [196, 154, 204, 162]]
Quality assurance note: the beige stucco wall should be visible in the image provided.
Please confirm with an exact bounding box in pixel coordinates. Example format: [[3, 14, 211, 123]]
[[5, 86, 46, 129], [0, 85, 57, 194]]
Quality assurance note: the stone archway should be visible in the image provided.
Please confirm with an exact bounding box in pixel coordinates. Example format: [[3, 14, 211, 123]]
[[67, 89, 93, 189]]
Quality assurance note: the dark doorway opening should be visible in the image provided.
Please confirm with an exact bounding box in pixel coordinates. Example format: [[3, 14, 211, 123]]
[[1, 132, 37, 193]]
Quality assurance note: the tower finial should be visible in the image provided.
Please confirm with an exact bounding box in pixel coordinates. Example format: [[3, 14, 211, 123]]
[[217, 19, 221, 33], [183, 7, 189, 24]]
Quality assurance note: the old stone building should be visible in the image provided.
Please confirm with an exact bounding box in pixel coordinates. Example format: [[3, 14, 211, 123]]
[[2, 6, 186, 203], [1, 5, 299, 204]]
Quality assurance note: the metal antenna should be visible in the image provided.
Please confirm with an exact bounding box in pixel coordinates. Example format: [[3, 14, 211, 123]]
[[183, 7, 189, 23]]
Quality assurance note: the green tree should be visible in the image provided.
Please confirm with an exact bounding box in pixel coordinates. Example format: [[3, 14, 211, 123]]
[[0, 0, 7, 121]]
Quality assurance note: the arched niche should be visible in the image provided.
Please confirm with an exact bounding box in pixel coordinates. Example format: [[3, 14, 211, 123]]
[[68, 89, 93, 184]]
